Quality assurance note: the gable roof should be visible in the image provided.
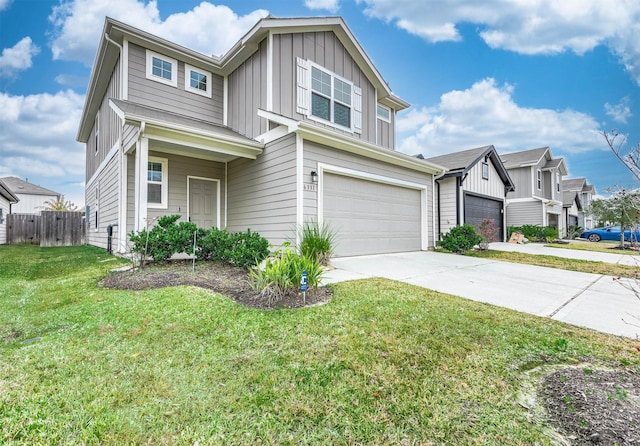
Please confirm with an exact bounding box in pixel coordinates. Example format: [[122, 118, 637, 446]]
[[562, 191, 582, 209], [563, 177, 596, 195], [0, 176, 59, 197], [0, 178, 19, 203], [78, 16, 408, 142], [424, 145, 515, 192], [500, 146, 567, 175]]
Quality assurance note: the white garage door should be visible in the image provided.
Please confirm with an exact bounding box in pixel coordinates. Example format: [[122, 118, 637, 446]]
[[323, 172, 422, 257]]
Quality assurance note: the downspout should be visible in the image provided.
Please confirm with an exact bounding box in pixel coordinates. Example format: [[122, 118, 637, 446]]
[[456, 177, 461, 226], [433, 170, 445, 245]]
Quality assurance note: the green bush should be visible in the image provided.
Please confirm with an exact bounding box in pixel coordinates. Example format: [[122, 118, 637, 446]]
[[438, 224, 483, 253], [299, 220, 336, 265], [129, 215, 269, 268], [249, 244, 324, 304], [508, 225, 559, 242]]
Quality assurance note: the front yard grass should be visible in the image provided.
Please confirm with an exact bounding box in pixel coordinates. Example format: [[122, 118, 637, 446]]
[[1, 245, 639, 445], [464, 249, 640, 279], [546, 240, 640, 255]]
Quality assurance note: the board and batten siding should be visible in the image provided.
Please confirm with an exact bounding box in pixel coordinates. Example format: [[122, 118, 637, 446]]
[[462, 161, 506, 198], [10, 194, 58, 215], [506, 167, 532, 199], [377, 116, 395, 149], [227, 38, 268, 138], [0, 197, 10, 244], [86, 57, 122, 181], [145, 151, 226, 225], [272, 32, 380, 148], [436, 177, 458, 237], [303, 139, 434, 247], [506, 200, 543, 227], [86, 152, 120, 249], [226, 133, 297, 247], [127, 43, 224, 125]]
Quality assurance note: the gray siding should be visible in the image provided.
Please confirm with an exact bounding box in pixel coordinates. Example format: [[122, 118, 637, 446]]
[[377, 115, 394, 149], [86, 151, 120, 250], [122, 124, 138, 152], [227, 133, 297, 247], [506, 167, 532, 199], [0, 197, 9, 244], [127, 42, 224, 125], [227, 38, 268, 138], [303, 139, 435, 247], [462, 161, 506, 199], [86, 57, 122, 181], [506, 200, 543, 227], [437, 177, 458, 237], [272, 32, 381, 148]]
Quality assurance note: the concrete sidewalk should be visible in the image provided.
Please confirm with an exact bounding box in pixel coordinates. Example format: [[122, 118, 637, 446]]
[[489, 241, 640, 266], [324, 250, 640, 339]]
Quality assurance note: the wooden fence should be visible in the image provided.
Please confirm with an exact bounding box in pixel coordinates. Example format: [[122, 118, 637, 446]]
[[7, 211, 85, 246]]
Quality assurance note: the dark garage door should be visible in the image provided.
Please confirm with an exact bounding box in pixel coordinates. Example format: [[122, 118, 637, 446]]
[[464, 193, 504, 242]]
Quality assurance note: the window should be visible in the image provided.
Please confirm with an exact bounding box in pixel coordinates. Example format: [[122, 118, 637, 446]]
[[0, 208, 3, 224], [377, 104, 391, 122], [482, 162, 489, 180], [536, 169, 542, 190], [147, 156, 168, 209], [185, 64, 212, 98], [309, 65, 353, 128], [94, 184, 99, 231], [556, 171, 560, 193], [146, 50, 177, 87], [94, 114, 99, 155]]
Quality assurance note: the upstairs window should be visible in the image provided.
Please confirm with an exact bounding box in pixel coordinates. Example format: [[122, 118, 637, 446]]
[[377, 104, 391, 122], [556, 171, 560, 192], [185, 64, 212, 98], [94, 114, 99, 155], [146, 50, 177, 87], [536, 169, 542, 190], [482, 162, 489, 180], [147, 157, 168, 209], [297, 58, 362, 134]]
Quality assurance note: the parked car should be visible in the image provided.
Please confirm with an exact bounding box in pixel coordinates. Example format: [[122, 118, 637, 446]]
[[579, 225, 640, 242]]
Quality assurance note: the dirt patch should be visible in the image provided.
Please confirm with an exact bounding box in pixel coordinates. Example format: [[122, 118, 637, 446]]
[[99, 260, 331, 310], [540, 366, 640, 445]]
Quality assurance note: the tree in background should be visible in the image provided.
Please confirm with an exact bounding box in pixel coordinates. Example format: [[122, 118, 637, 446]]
[[42, 195, 78, 212], [588, 190, 640, 247], [603, 130, 640, 183]]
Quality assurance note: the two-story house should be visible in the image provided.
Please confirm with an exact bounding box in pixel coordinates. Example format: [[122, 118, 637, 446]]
[[500, 147, 567, 236], [423, 145, 515, 242], [77, 16, 445, 257], [563, 178, 596, 230]]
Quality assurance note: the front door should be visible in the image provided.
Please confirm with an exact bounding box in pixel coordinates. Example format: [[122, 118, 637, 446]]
[[188, 177, 218, 229]]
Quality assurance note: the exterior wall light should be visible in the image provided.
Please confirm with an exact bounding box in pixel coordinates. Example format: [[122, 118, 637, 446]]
[[310, 171, 318, 183]]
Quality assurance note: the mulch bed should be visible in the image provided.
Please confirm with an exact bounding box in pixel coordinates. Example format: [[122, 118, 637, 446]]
[[99, 260, 332, 310], [540, 367, 640, 445]]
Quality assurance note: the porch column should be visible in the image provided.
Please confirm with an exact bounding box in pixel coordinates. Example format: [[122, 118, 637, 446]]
[[134, 135, 149, 231]]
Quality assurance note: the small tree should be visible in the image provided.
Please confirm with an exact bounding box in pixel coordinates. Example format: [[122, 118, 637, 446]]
[[477, 218, 497, 250], [587, 189, 640, 247], [42, 195, 78, 212]]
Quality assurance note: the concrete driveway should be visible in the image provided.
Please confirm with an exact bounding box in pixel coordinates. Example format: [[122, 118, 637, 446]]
[[324, 248, 640, 339]]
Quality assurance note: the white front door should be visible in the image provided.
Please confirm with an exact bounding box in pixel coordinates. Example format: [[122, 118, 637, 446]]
[[188, 177, 218, 229]]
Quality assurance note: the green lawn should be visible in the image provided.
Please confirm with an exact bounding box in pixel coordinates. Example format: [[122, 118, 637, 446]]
[[546, 240, 640, 255], [1, 245, 638, 445]]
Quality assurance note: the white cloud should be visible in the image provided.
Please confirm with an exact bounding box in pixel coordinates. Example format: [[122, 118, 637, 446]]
[[49, 0, 269, 66], [604, 98, 632, 124], [397, 78, 603, 157], [0, 37, 40, 77], [304, 0, 340, 13], [0, 0, 11, 12], [357, 0, 640, 84], [0, 90, 87, 206]]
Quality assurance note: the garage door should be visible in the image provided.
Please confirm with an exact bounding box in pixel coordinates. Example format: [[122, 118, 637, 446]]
[[323, 172, 422, 256], [463, 193, 504, 242]]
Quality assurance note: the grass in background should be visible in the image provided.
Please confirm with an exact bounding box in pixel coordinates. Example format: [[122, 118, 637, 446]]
[[1, 245, 638, 445], [546, 240, 640, 255]]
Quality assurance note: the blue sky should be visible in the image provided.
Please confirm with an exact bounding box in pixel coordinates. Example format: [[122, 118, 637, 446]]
[[1, 0, 639, 207]]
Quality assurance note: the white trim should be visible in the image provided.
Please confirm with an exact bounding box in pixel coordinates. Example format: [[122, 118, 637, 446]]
[[145, 49, 177, 88], [317, 163, 429, 250], [296, 133, 304, 248], [184, 63, 212, 98], [224, 162, 228, 228], [118, 150, 128, 253], [187, 176, 221, 229], [536, 168, 542, 190], [266, 31, 273, 111], [223, 76, 228, 126], [87, 143, 119, 188], [122, 39, 129, 100], [306, 60, 355, 133], [94, 114, 100, 155], [147, 155, 168, 209]]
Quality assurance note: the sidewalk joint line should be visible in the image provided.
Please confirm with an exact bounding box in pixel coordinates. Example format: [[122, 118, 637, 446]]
[[548, 275, 603, 317]]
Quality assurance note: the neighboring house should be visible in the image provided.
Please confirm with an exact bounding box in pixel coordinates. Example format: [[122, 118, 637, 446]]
[[77, 16, 445, 257], [0, 178, 19, 244], [563, 177, 596, 230], [562, 190, 582, 237], [500, 147, 567, 236], [0, 176, 60, 215], [424, 145, 515, 242]]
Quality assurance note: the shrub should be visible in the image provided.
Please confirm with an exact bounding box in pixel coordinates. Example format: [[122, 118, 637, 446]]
[[249, 244, 324, 304], [129, 215, 198, 263], [566, 225, 583, 240], [299, 220, 336, 265], [478, 218, 497, 250], [509, 225, 559, 242], [438, 224, 483, 253]]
